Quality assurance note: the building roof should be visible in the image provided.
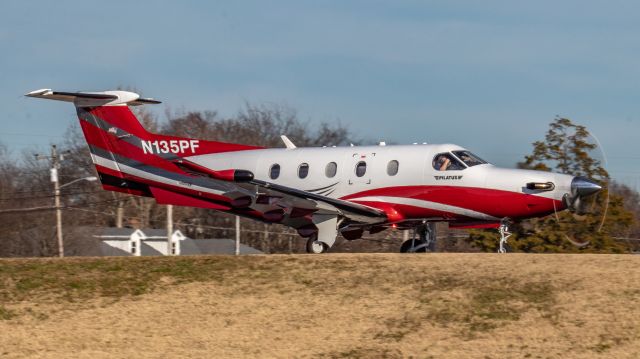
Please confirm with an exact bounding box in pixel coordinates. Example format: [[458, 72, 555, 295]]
[[70, 227, 263, 256], [95, 227, 182, 240], [98, 227, 141, 237], [139, 228, 175, 238], [180, 239, 263, 255]]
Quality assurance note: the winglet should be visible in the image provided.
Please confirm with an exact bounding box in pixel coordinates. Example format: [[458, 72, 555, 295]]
[[280, 135, 296, 149]]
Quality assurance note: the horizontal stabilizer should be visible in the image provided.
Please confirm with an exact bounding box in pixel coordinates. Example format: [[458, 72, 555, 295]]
[[25, 89, 161, 107]]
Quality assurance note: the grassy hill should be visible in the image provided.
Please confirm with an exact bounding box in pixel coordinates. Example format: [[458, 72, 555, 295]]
[[0, 254, 639, 358]]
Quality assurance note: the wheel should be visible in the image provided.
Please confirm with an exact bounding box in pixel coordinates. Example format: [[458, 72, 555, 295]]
[[400, 239, 428, 253], [306, 237, 328, 254]]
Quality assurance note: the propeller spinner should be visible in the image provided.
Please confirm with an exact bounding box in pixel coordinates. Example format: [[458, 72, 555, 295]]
[[563, 176, 602, 214]]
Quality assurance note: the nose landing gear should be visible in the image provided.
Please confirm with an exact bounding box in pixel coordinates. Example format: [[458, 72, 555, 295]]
[[498, 218, 512, 253]]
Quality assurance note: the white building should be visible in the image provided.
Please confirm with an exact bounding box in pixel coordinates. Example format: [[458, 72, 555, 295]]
[[92, 228, 262, 256]]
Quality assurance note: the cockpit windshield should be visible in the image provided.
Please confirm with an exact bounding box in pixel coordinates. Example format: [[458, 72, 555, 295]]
[[452, 151, 488, 167], [433, 153, 466, 171]]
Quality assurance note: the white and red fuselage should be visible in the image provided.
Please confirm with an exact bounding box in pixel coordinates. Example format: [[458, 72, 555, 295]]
[[187, 143, 572, 226], [27, 89, 596, 251]]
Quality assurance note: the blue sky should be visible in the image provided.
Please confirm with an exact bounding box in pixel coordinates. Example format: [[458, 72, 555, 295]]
[[1, 1, 638, 189]]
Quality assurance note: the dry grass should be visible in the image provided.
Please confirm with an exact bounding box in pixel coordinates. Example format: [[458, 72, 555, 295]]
[[0, 254, 639, 358]]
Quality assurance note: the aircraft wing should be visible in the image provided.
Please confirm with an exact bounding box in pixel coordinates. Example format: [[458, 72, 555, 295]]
[[169, 158, 387, 225], [245, 179, 387, 224]]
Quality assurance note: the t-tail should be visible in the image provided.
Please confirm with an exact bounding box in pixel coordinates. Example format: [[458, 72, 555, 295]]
[[25, 89, 261, 198]]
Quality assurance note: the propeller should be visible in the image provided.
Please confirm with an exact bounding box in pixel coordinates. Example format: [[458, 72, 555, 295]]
[[552, 132, 610, 247]]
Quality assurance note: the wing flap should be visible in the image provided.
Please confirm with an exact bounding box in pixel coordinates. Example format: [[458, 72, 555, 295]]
[[247, 179, 387, 223], [149, 186, 231, 210]]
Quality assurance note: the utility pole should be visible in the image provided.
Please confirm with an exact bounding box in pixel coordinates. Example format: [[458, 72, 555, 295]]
[[166, 204, 173, 256], [50, 145, 64, 258], [235, 215, 240, 255], [116, 197, 124, 228], [36, 144, 64, 257], [36, 145, 97, 258]]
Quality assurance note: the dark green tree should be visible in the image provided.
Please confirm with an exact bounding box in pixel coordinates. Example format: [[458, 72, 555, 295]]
[[468, 117, 635, 253]]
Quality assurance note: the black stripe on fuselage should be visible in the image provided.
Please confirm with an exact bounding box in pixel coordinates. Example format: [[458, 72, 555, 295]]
[[88, 145, 238, 194], [305, 182, 339, 193], [97, 172, 153, 196]]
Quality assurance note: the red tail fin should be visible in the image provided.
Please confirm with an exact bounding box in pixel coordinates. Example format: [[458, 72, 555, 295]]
[[26, 89, 261, 196]]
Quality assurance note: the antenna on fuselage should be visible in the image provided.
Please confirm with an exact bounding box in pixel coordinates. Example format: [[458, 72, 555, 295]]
[[280, 135, 296, 149]]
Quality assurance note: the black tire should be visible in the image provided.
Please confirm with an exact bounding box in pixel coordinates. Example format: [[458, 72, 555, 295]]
[[306, 236, 328, 254]]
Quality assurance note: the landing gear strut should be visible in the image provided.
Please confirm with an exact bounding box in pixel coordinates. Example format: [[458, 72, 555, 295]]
[[400, 222, 436, 253], [498, 218, 512, 253]]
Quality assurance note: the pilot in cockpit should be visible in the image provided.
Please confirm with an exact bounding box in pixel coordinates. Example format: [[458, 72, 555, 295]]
[[434, 153, 469, 171], [434, 154, 451, 171]]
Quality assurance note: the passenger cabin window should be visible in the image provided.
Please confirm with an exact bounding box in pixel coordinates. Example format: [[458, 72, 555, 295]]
[[325, 162, 337, 178], [387, 160, 399, 176], [452, 151, 488, 167], [269, 164, 280, 179], [433, 153, 465, 171], [298, 163, 309, 179], [355, 161, 367, 177]]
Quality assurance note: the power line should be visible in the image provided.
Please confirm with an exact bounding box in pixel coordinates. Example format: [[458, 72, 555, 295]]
[[0, 197, 122, 214], [0, 132, 64, 138], [0, 190, 104, 202]]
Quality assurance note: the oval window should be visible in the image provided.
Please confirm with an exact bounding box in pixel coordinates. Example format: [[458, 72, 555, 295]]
[[325, 162, 337, 178], [298, 163, 309, 179], [387, 160, 399, 176], [355, 161, 367, 177], [269, 164, 280, 179]]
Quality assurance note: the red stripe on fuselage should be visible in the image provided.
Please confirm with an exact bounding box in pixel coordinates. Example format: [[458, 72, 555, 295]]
[[342, 186, 564, 220], [94, 164, 124, 178], [354, 201, 463, 221]]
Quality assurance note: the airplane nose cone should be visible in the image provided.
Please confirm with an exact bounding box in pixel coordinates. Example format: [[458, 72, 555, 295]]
[[571, 176, 602, 197]]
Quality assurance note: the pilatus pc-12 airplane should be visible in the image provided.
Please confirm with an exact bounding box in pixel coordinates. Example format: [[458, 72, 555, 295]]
[[27, 89, 602, 253]]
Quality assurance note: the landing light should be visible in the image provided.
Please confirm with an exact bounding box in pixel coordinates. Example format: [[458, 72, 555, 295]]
[[526, 182, 555, 191]]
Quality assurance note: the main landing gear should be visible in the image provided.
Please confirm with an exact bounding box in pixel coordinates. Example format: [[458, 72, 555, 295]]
[[400, 222, 436, 253], [304, 215, 339, 254], [306, 233, 329, 254], [498, 218, 512, 253]]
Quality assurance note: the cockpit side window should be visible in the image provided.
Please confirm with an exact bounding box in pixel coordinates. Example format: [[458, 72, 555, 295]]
[[452, 151, 488, 167], [433, 153, 465, 171]]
